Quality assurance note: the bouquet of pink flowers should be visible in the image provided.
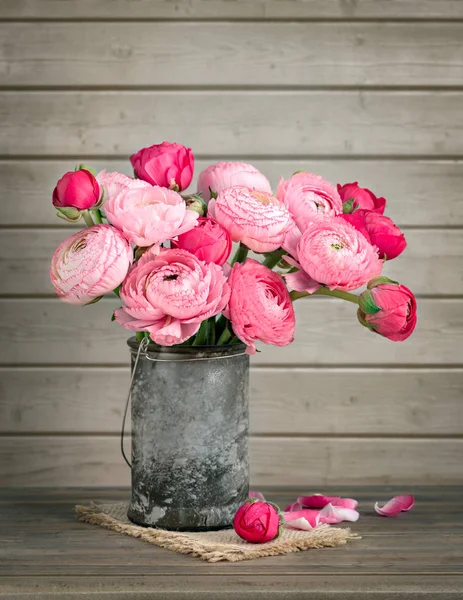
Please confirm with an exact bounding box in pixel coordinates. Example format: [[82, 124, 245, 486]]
[[50, 142, 416, 354]]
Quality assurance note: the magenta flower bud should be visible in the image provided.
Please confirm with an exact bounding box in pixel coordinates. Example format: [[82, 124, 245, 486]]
[[52, 169, 101, 218]]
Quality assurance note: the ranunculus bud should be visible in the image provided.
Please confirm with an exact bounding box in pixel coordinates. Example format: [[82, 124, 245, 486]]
[[233, 500, 281, 544], [130, 142, 194, 191], [184, 194, 207, 217], [337, 182, 386, 214], [52, 168, 101, 221], [358, 277, 417, 341], [340, 210, 407, 260], [176, 217, 232, 265]]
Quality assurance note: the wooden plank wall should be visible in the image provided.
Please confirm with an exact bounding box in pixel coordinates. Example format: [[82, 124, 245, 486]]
[[0, 0, 462, 487]]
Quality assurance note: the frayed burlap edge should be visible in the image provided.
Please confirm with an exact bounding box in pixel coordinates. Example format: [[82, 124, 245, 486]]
[[75, 503, 361, 563]]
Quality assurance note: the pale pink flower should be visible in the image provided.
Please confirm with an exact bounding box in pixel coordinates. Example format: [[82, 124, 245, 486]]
[[292, 217, 383, 292], [197, 161, 272, 202], [209, 186, 292, 253], [105, 186, 198, 247], [225, 259, 295, 354], [96, 170, 151, 201], [374, 495, 414, 517], [50, 225, 132, 305], [114, 248, 229, 346], [277, 172, 343, 230]]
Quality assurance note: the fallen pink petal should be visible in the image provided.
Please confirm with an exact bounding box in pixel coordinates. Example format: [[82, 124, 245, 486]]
[[374, 495, 415, 517], [297, 494, 358, 510], [319, 503, 360, 524], [283, 516, 316, 531], [297, 494, 341, 508], [283, 509, 321, 529]]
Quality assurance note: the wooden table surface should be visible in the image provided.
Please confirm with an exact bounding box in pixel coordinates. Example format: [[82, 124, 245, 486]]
[[0, 487, 462, 599]]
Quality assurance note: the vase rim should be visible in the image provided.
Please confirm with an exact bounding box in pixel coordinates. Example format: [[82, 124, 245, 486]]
[[127, 336, 247, 358]]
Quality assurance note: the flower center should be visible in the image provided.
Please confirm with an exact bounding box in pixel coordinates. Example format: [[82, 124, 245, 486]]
[[163, 274, 179, 281]]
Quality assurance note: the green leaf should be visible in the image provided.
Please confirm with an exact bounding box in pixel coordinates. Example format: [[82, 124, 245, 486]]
[[209, 187, 218, 200], [74, 163, 97, 176], [292, 170, 306, 176], [357, 308, 377, 331]]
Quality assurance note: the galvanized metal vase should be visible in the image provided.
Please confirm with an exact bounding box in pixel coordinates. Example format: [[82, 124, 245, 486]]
[[126, 337, 250, 531]]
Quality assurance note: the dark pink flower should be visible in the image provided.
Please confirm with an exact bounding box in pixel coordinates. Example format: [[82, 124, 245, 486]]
[[175, 217, 232, 266], [337, 182, 386, 213], [341, 210, 407, 260], [130, 142, 194, 191]]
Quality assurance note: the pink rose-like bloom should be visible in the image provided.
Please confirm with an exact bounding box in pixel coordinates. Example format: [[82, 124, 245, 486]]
[[96, 170, 151, 201], [277, 172, 343, 231], [233, 500, 281, 544], [293, 217, 383, 292], [130, 142, 193, 191], [114, 248, 229, 346], [209, 186, 292, 253], [105, 186, 198, 247], [225, 259, 295, 354], [50, 225, 132, 305], [175, 217, 232, 266], [358, 278, 417, 341], [337, 182, 386, 214], [52, 169, 100, 210], [197, 162, 272, 202], [341, 210, 407, 260]]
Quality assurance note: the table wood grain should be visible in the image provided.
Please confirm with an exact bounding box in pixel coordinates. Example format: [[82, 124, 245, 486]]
[[0, 487, 462, 598]]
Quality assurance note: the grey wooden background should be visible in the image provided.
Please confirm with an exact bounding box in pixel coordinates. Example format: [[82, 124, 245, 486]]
[[0, 0, 462, 487]]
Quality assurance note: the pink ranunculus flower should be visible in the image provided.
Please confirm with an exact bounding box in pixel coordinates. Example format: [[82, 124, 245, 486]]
[[358, 277, 417, 341], [197, 161, 272, 202], [175, 217, 232, 266], [276, 172, 343, 230], [233, 500, 281, 544], [50, 225, 132, 305], [209, 186, 292, 253], [341, 209, 407, 260], [292, 217, 383, 292], [130, 142, 194, 191], [114, 248, 230, 346], [96, 169, 151, 201], [337, 182, 386, 214], [225, 259, 295, 354], [105, 186, 198, 247]]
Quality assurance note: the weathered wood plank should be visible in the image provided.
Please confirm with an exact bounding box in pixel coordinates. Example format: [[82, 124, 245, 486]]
[[1, 367, 461, 435], [2, 22, 463, 87], [3, 159, 462, 227], [1, 0, 462, 20], [1, 91, 462, 157], [0, 298, 460, 366], [2, 575, 463, 600], [1, 228, 460, 296], [0, 436, 461, 486]]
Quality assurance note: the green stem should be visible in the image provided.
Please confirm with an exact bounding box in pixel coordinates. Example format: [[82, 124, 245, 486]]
[[290, 287, 360, 304], [230, 242, 249, 266], [82, 210, 94, 227], [206, 316, 216, 345], [192, 320, 208, 346], [262, 249, 285, 269], [92, 209, 103, 224], [217, 327, 232, 345]]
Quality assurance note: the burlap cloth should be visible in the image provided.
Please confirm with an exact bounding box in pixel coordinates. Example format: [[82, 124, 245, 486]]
[[75, 502, 360, 562]]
